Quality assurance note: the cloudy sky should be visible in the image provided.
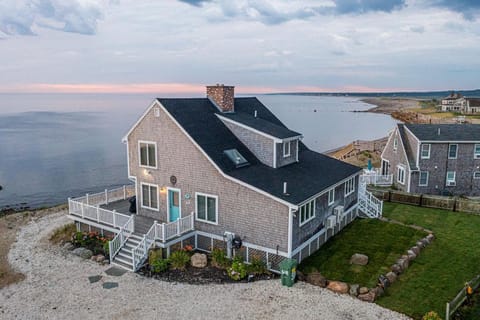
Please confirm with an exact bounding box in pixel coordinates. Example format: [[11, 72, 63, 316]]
[[1, 0, 479, 94]]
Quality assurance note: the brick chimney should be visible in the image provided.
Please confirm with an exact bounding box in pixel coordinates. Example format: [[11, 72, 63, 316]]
[[206, 84, 235, 112]]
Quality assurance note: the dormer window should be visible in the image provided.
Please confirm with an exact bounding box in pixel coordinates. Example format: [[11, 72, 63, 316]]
[[283, 141, 291, 157]]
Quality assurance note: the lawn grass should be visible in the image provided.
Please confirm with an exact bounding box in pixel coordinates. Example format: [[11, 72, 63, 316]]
[[299, 218, 426, 288], [377, 202, 480, 319]]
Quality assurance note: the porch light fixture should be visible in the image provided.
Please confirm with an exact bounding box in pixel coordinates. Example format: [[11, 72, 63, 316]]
[[160, 187, 167, 194]]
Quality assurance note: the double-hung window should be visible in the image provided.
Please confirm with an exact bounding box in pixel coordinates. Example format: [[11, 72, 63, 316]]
[[139, 141, 157, 168], [283, 141, 291, 157], [196, 193, 218, 224], [446, 171, 456, 186], [299, 199, 315, 226], [419, 171, 429, 186], [397, 166, 406, 184], [475, 144, 480, 159], [448, 144, 458, 159], [421, 144, 431, 159], [344, 177, 355, 196], [141, 183, 158, 210], [328, 188, 335, 206]]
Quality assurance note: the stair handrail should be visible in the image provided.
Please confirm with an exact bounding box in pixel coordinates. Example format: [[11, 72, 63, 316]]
[[132, 221, 157, 271], [108, 215, 135, 263]]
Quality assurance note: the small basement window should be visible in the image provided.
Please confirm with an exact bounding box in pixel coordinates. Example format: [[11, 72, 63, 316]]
[[224, 149, 250, 168]]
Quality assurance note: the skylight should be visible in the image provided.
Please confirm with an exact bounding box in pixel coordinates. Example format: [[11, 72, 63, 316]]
[[224, 149, 249, 168]]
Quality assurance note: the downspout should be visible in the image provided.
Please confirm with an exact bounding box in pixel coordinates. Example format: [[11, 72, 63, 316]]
[[288, 207, 294, 258]]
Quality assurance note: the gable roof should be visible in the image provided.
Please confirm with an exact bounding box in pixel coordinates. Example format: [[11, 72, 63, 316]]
[[155, 97, 361, 205], [217, 112, 302, 140], [397, 124, 418, 170], [405, 124, 480, 142]]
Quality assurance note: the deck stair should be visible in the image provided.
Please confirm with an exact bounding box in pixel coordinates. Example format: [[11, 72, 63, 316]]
[[358, 180, 383, 218], [111, 233, 144, 270]]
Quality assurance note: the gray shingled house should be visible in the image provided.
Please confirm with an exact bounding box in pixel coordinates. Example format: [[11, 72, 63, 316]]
[[68, 85, 382, 272], [381, 123, 480, 196]]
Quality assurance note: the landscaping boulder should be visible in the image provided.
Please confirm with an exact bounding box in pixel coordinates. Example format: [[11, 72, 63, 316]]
[[391, 264, 402, 275], [411, 246, 420, 255], [407, 250, 417, 261], [327, 281, 349, 294], [378, 275, 389, 289], [306, 272, 327, 287], [91, 255, 97, 261], [296, 270, 306, 281], [96, 255, 106, 263], [349, 284, 359, 296], [73, 247, 93, 259], [372, 286, 384, 297], [385, 272, 397, 284], [396, 257, 409, 270], [421, 238, 430, 246], [427, 234, 435, 242], [63, 242, 75, 251], [359, 287, 369, 295], [350, 253, 369, 266], [190, 253, 208, 268], [358, 290, 376, 303], [416, 241, 425, 248]]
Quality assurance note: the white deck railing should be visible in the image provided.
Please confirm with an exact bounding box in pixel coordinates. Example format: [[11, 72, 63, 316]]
[[68, 185, 135, 230], [132, 223, 156, 271], [109, 216, 134, 264], [155, 214, 195, 242], [360, 169, 393, 186]]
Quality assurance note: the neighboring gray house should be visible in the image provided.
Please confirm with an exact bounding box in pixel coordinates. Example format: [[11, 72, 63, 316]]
[[381, 123, 480, 196], [68, 84, 382, 272], [440, 92, 480, 114]]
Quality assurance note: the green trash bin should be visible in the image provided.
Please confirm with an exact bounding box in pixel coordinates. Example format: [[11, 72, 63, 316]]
[[280, 258, 297, 287]]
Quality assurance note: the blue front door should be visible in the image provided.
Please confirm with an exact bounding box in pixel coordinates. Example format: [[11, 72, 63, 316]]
[[168, 189, 180, 222]]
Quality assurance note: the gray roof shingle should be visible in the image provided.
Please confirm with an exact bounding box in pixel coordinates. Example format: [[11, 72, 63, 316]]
[[157, 97, 361, 205], [218, 112, 302, 140], [405, 124, 480, 142]]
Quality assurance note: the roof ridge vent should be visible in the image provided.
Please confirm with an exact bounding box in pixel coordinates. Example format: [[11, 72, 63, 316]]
[[254, 110, 257, 118], [438, 128, 441, 136]]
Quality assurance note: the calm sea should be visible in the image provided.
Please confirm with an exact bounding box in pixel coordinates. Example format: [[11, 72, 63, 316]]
[[0, 93, 397, 210]]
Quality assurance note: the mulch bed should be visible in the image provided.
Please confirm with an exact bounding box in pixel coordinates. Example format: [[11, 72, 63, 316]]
[[137, 265, 276, 285]]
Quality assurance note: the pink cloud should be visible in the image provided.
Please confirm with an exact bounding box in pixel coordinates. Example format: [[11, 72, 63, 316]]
[[0, 82, 411, 94]]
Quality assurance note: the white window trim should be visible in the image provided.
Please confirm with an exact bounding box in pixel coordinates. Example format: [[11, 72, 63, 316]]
[[328, 188, 335, 206], [195, 192, 218, 225], [419, 171, 429, 187], [446, 171, 456, 186], [140, 182, 159, 211], [421, 144, 431, 159], [474, 172, 480, 179], [448, 144, 458, 159], [299, 199, 316, 227], [283, 141, 291, 157], [344, 177, 355, 196], [474, 144, 480, 159], [138, 140, 158, 169], [397, 165, 406, 185]]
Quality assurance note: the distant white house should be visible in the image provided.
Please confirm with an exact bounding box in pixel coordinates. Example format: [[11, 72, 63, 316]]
[[440, 92, 480, 114]]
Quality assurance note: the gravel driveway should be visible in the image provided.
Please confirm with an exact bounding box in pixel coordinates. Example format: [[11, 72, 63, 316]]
[[0, 211, 410, 320]]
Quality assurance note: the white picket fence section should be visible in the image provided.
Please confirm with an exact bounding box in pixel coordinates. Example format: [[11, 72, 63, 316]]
[[358, 180, 383, 218], [154, 214, 195, 242], [68, 185, 135, 229]]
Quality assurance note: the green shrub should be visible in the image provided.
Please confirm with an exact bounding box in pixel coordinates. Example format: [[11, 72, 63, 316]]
[[246, 257, 268, 275], [211, 248, 231, 269], [422, 311, 442, 320], [148, 248, 163, 265], [103, 242, 110, 256], [227, 260, 247, 281], [170, 250, 190, 270], [151, 258, 169, 273]]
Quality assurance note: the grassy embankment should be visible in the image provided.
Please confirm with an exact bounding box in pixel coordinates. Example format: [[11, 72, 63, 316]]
[[300, 202, 480, 319]]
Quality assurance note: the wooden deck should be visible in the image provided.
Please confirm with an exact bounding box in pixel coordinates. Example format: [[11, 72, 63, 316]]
[[101, 200, 156, 234]]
